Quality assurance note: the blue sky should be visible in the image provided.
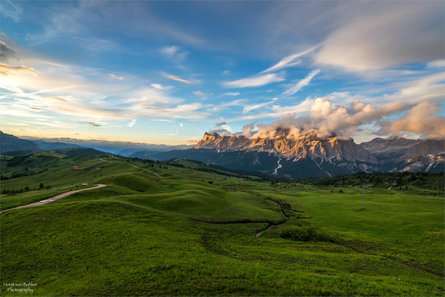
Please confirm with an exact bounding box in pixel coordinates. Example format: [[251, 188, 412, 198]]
[[0, 0, 444, 144]]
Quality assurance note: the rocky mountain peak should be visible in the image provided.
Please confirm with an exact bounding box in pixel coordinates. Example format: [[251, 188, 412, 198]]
[[195, 131, 375, 163]]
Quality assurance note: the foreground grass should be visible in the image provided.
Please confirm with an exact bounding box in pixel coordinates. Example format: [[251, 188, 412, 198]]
[[1, 153, 444, 296]]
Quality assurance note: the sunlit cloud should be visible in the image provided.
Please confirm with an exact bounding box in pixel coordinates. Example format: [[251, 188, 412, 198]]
[[163, 73, 192, 84], [193, 90, 206, 96]]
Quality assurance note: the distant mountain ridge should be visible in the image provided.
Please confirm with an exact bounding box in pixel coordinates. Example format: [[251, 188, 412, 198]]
[[149, 132, 444, 178], [0, 131, 39, 153]]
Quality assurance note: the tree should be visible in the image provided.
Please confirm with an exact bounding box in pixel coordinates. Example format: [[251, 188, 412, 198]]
[[39, 182, 44, 189]]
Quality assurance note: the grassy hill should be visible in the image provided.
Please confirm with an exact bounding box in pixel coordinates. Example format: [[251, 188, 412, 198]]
[[1, 151, 443, 296]]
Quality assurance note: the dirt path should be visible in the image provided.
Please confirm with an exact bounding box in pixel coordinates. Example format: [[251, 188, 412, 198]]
[[1, 184, 107, 213]]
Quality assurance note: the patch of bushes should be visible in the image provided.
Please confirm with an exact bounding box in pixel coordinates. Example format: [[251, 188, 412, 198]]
[[280, 225, 337, 242]]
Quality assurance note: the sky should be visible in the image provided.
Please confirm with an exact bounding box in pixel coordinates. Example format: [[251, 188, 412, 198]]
[[0, 0, 444, 144]]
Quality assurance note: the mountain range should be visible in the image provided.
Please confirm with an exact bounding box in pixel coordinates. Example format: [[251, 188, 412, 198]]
[[144, 132, 444, 178], [1, 131, 443, 178]]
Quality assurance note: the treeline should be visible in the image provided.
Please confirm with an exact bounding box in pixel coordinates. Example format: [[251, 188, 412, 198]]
[[298, 172, 444, 191], [2, 182, 51, 194]]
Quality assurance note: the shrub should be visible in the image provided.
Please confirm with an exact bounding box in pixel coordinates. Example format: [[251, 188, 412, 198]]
[[280, 226, 337, 242]]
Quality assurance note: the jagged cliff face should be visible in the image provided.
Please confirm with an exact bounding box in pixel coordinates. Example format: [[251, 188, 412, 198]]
[[195, 132, 376, 163]]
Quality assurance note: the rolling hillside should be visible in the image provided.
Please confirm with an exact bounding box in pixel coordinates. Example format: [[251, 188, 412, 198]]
[[0, 149, 443, 296]]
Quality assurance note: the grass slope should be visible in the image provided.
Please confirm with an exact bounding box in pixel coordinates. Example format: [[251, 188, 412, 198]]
[[1, 152, 443, 296]]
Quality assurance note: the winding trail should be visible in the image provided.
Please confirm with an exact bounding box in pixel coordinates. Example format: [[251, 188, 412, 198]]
[[1, 184, 107, 213]]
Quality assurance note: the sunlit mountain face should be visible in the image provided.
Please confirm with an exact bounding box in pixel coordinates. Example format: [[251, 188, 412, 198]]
[[0, 1, 444, 145]]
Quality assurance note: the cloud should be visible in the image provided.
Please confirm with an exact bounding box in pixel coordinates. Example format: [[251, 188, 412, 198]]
[[282, 69, 320, 96], [0, 0, 22, 22], [428, 60, 445, 68], [247, 97, 411, 139], [314, 4, 445, 72], [80, 121, 102, 127], [109, 73, 125, 80], [379, 72, 445, 104], [0, 63, 36, 76], [161, 45, 188, 63], [163, 73, 192, 84], [0, 41, 16, 62], [216, 121, 226, 127], [0, 52, 209, 122], [207, 128, 232, 137], [128, 119, 137, 128], [223, 73, 284, 88], [221, 92, 240, 96], [208, 99, 246, 112], [242, 122, 256, 138], [242, 98, 277, 114], [380, 101, 445, 138], [193, 90, 206, 96], [262, 45, 320, 73], [150, 83, 173, 90]]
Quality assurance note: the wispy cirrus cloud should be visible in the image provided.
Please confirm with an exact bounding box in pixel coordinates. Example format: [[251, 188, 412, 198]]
[[221, 92, 240, 96], [0, 0, 22, 22], [261, 45, 320, 73], [223, 73, 284, 88], [242, 98, 277, 114], [282, 69, 320, 96], [163, 73, 192, 84]]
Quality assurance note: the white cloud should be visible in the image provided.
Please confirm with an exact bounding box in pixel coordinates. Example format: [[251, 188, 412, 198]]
[[209, 99, 246, 112], [150, 83, 173, 90], [109, 73, 124, 80], [243, 98, 277, 114], [161, 45, 188, 63], [223, 73, 284, 88], [282, 69, 320, 96], [262, 45, 320, 73], [128, 119, 137, 128], [221, 92, 240, 96], [428, 59, 445, 68]]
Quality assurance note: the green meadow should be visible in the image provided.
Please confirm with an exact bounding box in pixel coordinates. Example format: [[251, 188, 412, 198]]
[[1, 151, 444, 296]]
